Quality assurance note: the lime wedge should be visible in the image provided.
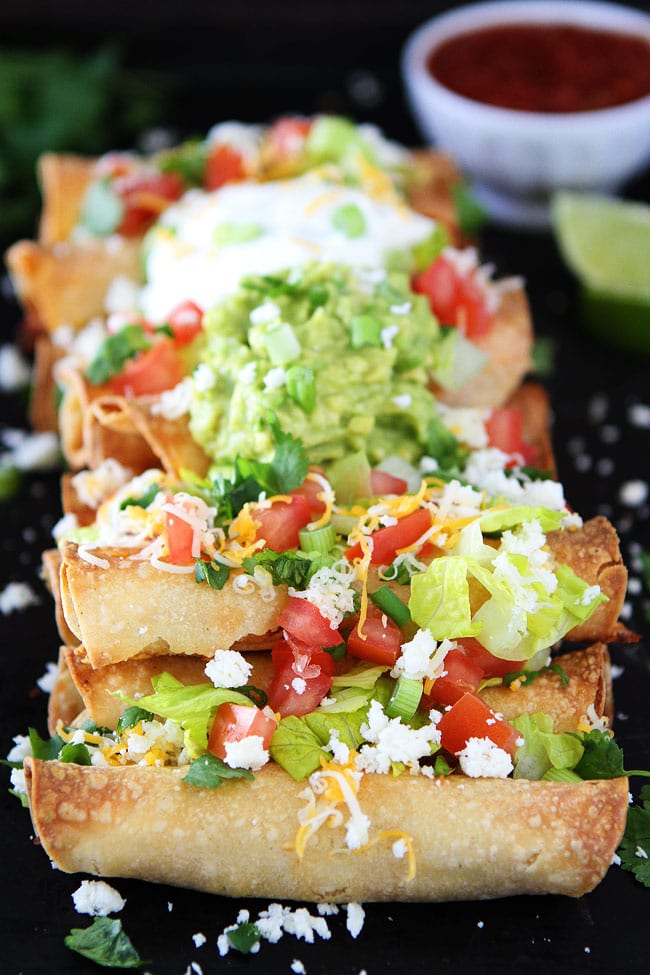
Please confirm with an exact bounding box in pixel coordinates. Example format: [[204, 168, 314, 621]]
[[551, 192, 650, 354]]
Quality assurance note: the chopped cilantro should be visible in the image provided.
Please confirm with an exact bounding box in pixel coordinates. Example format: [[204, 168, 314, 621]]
[[531, 336, 557, 378], [65, 917, 146, 968], [227, 921, 262, 954], [157, 138, 207, 186], [116, 706, 154, 733], [243, 549, 318, 589], [572, 729, 626, 780], [503, 662, 570, 690], [194, 559, 230, 590], [183, 753, 254, 789], [451, 182, 487, 237], [618, 785, 650, 888], [28, 727, 65, 761], [424, 415, 469, 474], [86, 325, 151, 385], [59, 742, 92, 765], [119, 482, 160, 510]]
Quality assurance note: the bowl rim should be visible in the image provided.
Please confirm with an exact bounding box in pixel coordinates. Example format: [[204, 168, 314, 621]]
[[402, 0, 650, 125]]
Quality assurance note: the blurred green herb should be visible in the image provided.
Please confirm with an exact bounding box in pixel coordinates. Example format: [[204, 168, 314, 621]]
[[0, 45, 166, 240], [531, 336, 557, 378]]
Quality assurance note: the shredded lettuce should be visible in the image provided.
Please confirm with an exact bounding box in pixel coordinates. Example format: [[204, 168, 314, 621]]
[[479, 506, 565, 535], [409, 557, 482, 641], [512, 712, 585, 780]]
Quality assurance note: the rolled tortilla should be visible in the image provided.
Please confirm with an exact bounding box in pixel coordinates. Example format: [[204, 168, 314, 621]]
[[58, 517, 627, 667], [23, 758, 628, 901], [54, 642, 613, 735]]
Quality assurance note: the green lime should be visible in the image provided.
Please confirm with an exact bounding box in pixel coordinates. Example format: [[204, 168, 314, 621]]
[[550, 191, 650, 355]]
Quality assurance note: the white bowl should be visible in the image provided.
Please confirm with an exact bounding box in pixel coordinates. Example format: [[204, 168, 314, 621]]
[[401, 1, 650, 229]]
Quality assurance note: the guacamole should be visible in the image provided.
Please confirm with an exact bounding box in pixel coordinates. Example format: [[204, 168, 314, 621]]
[[189, 263, 451, 472]]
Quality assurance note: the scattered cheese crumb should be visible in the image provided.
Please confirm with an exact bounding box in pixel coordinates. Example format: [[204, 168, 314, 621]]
[[204, 649, 252, 688], [36, 661, 59, 694], [0, 582, 39, 614], [224, 736, 269, 771], [345, 902, 365, 939], [457, 737, 513, 778], [0, 344, 31, 390], [72, 880, 126, 916], [192, 933, 206, 948], [635, 846, 648, 859], [291, 961, 307, 974]]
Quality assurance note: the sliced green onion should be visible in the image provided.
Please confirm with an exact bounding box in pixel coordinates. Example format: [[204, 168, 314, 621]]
[[305, 115, 358, 164], [285, 364, 316, 413], [262, 322, 301, 365], [370, 586, 411, 627], [213, 221, 264, 245], [385, 676, 423, 721], [299, 522, 336, 554], [79, 177, 124, 237], [331, 203, 366, 238], [350, 314, 382, 349]]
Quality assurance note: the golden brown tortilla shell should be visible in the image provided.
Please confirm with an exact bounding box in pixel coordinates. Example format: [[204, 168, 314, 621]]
[[58, 517, 628, 668], [5, 237, 142, 335], [23, 758, 629, 901], [37, 153, 96, 246], [59, 543, 289, 667], [55, 642, 612, 735], [41, 549, 79, 648]]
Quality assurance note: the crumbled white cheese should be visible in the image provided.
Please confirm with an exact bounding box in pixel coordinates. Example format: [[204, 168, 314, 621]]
[[263, 367, 287, 390], [223, 735, 269, 771], [392, 838, 408, 859], [0, 429, 60, 470], [635, 846, 648, 859], [192, 932, 206, 948], [72, 880, 126, 916], [326, 729, 350, 766], [457, 737, 513, 778], [150, 378, 194, 419], [345, 902, 365, 939], [316, 903, 340, 916], [356, 699, 441, 774], [71, 458, 133, 508], [381, 323, 399, 348], [0, 582, 39, 614], [204, 649, 252, 688], [392, 393, 412, 409], [619, 479, 649, 508], [37, 661, 59, 694], [250, 300, 281, 325], [291, 961, 307, 974], [103, 274, 142, 314], [0, 344, 31, 391], [288, 561, 357, 628], [217, 903, 332, 957], [193, 362, 217, 391], [392, 629, 452, 681], [52, 512, 79, 541], [291, 676, 307, 695]]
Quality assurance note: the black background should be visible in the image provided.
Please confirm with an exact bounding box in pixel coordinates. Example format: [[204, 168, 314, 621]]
[[1, 2, 649, 973]]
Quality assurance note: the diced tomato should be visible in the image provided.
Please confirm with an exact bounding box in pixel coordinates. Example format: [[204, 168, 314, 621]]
[[369, 469, 408, 497], [347, 614, 402, 667], [165, 300, 204, 346], [165, 510, 195, 565], [207, 702, 277, 760], [485, 408, 537, 465], [289, 469, 328, 516], [278, 597, 341, 647], [344, 507, 432, 565], [267, 651, 332, 717], [438, 692, 521, 757], [204, 144, 246, 190], [251, 495, 312, 552], [272, 633, 336, 677], [267, 116, 312, 160], [455, 637, 525, 680], [108, 338, 185, 397], [115, 171, 185, 236], [412, 254, 493, 340], [421, 648, 483, 709]]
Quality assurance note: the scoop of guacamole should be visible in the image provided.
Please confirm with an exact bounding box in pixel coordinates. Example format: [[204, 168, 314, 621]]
[[189, 263, 449, 472]]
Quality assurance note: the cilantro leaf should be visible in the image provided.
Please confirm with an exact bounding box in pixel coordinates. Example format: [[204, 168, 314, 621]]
[[243, 549, 316, 589], [503, 662, 570, 690], [195, 559, 230, 590], [424, 415, 469, 474], [86, 325, 151, 385], [183, 753, 254, 788], [116, 706, 154, 733], [227, 921, 262, 954], [572, 729, 626, 780], [28, 727, 65, 761], [59, 742, 92, 765], [65, 917, 145, 968], [119, 482, 160, 511], [618, 785, 650, 888], [451, 182, 487, 236]]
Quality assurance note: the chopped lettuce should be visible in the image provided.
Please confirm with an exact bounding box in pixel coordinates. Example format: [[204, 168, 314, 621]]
[[512, 712, 585, 780]]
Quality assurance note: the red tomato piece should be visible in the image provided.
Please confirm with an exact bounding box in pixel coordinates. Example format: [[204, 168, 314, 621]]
[[272, 633, 336, 677], [116, 171, 185, 236], [347, 614, 402, 667], [267, 116, 312, 160], [207, 702, 277, 760], [109, 338, 185, 397], [289, 469, 328, 516], [485, 408, 537, 465], [204, 144, 246, 190], [165, 510, 195, 565], [165, 300, 204, 346], [438, 692, 521, 757], [344, 507, 432, 565], [455, 637, 525, 679], [252, 495, 312, 552], [278, 597, 341, 647], [412, 255, 493, 340], [421, 648, 483, 709], [369, 469, 408, 497], [267, 657, 332, 717]]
